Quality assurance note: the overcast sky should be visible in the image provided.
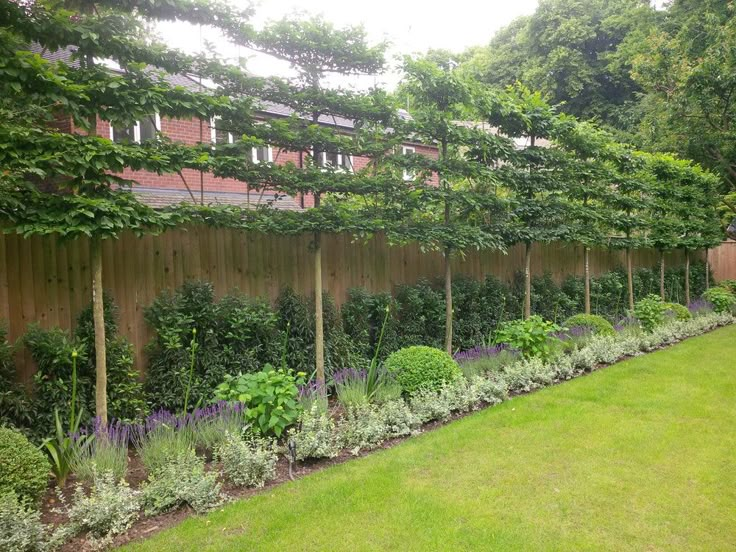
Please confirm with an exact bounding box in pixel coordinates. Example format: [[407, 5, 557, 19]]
[[157, 0, 539, 88]]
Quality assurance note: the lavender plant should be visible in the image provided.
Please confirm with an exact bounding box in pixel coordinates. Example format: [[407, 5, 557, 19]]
[[454, 344, 518, 378], [189, 401, 247, 451], [132, 409, 196, 475], [332, 368, 369, 408], [71, 418, 130, 483]]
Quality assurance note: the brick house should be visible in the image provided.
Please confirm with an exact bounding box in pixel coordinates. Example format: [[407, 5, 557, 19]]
[[40, 47, 438, 210]]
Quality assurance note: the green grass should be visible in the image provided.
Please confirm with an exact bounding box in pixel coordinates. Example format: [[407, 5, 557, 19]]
[[125, 326, 736, 551]]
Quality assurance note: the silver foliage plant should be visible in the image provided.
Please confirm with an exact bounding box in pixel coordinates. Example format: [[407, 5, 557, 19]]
[[53, 470, 141, 550], [216, 432, 278, 489]]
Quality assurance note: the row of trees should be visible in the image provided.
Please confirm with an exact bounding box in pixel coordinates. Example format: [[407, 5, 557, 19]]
[[0, 0, 723, 425]]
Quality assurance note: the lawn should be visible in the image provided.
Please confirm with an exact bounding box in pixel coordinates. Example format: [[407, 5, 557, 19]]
[[125, 325, 736, 551]]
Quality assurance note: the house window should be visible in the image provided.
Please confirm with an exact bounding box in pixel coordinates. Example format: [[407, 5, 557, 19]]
[[210, 117, 234, 145], [110, 114, 161, 143], [252, 145, 273, 163], [314, 150, 353, 172], [402, 145, 416, 181]]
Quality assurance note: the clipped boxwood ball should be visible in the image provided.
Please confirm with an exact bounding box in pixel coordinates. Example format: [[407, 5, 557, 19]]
[[384, 346, 461, 394], [663, 302, 692, 321], [0, 427, 49, 504], [563, 314, 615, 337]]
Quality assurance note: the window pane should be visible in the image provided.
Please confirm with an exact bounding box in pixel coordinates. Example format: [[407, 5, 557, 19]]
[[324, 151, 339, 167], [139, 117, 157, 141], [254, 146, 269, 162], [112, 125, 135, 143], [215, 127, 231, 144], [340, 154, 352, 171]]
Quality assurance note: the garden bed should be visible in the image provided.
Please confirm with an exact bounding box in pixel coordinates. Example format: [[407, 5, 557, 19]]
[[33, 311, 735, 551]]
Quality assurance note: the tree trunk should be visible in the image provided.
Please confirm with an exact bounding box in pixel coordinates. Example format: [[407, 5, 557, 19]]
[[684, 249, 691, 306], [583, 246, 590, 315], [313, 228, 325, 390], [705, 248, 710, 290], [90, 238, 107, 426], [659, 250, 665, 301], [444, 246, 453, 355], [626, 247, 634, 311], [524, 242, 532, 319]]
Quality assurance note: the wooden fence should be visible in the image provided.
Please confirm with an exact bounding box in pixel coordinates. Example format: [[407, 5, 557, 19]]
[[709, 241, 736, 282], [0, 226, 704, 380]]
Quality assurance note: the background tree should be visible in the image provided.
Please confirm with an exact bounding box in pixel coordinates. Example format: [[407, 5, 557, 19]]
[[631, 0, 736, 220], [461, 0, 656, 133]]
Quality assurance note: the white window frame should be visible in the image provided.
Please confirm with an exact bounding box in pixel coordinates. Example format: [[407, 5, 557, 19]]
[[210, 116, 234, 145], [401, 145, 416, 181], [251, 145, 273, 164], [312, 150, 353, 172], [109, 113, 161, 143]]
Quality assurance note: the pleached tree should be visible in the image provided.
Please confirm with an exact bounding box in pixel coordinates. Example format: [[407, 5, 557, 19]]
[[606, 146, 651, 311], [0, 0, 250, 422], [554, 119, 616, 314], [488, 86, 570, 319], [394, 57, 508, 353]]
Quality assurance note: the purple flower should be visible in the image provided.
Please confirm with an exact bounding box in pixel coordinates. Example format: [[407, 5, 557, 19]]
[[688, 299, 714, 315], [454, 344, 515, 364]]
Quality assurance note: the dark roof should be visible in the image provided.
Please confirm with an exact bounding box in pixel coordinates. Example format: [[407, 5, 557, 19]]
[[31, 45, 357, 129], [133, 187, 302, 211]]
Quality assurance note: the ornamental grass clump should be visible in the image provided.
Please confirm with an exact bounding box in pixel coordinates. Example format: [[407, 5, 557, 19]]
[[189, 401, 247, 451], [384, 346, 461, 395], [132, 409, 196, 475]]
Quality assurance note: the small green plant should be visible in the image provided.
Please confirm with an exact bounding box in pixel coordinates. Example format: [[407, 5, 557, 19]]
[[384, 346, 461, 395], [562, 314, 615, 336], [214, 365, 304, 437], [0, 427, 49, 504], [494, 316, 562, 360], [633, 294, 666, 333], [702, 287, 736, 314], [43, 349, 93, 488], [662, 302, 692, 321]]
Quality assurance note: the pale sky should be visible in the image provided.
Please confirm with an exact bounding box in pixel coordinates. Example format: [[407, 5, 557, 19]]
[[157, 0, 539, 89]]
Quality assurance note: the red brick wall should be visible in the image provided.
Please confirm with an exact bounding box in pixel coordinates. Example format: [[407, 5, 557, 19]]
[[78, 115, 439, 201]]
